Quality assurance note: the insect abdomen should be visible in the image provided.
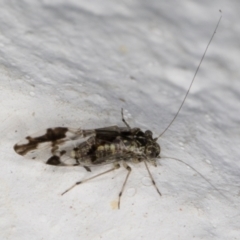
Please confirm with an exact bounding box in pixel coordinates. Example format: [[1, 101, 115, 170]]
[[72, 139, 144, 165]]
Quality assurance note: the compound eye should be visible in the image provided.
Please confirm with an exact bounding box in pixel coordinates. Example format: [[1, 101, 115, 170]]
[[145, 130, 153, 138], [145, 146, 156, 158], [146, 143, 160, 158]]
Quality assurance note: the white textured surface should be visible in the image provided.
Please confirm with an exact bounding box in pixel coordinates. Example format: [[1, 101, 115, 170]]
[[1, 1, 240, 240]]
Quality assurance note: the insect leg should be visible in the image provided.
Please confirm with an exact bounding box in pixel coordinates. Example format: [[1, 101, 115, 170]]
[[61, 163, 120, 195], [143, 159, 162, 196], [121, 108, 131, 129], [118, 161, 132, 209]]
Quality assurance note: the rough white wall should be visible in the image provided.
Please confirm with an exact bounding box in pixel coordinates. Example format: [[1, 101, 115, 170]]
[[1, 0, 240, 239]]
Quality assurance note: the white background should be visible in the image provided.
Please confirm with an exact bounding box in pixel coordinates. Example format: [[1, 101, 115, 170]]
[[1, 0, 240, 239]]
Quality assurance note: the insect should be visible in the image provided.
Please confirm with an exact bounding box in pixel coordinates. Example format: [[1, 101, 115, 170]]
[[14, 14, 222, 209]]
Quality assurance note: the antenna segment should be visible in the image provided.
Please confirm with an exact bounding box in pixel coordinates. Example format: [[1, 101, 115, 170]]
[[156, 12, 222, 140]]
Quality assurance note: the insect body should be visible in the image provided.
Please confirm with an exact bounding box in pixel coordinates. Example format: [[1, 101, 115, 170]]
[[14, 110, 162, 208], [14, 15, 222, 208], [14, 119, 160, 168]]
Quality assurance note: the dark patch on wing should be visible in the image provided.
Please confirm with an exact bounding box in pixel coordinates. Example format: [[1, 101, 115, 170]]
[[60, 150, 66, 156], [46, 155, 61, 165], [95, 127, 142, 143], [14, 127, 68, 156]]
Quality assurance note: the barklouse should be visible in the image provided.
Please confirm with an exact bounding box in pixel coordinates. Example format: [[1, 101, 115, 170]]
[[14, 14, 223, 209]]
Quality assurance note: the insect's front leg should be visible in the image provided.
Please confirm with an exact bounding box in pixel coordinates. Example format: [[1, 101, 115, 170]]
[[143, 159, 161, 196]]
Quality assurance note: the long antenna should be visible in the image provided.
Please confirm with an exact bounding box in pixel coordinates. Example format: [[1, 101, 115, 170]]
[[161, 156, 230, 201], [156, 11, 222, 140]]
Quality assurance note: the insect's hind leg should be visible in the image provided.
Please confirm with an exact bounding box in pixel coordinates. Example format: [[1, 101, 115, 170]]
[[61, 163, 120, 195], [118, 161, 132, 209], [121, 108, 131, 129]]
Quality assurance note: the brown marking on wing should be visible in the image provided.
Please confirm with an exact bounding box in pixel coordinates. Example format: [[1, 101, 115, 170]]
[[46, 155, 61, 165], [14, 127, 68, 156]]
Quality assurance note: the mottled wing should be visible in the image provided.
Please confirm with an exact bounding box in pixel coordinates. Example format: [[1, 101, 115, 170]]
[[13, 126, 136, 167], [14, 127, 96, 166]]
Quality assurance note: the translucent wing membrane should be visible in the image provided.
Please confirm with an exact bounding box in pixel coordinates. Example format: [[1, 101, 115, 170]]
[[14, 127, 95, 166]]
